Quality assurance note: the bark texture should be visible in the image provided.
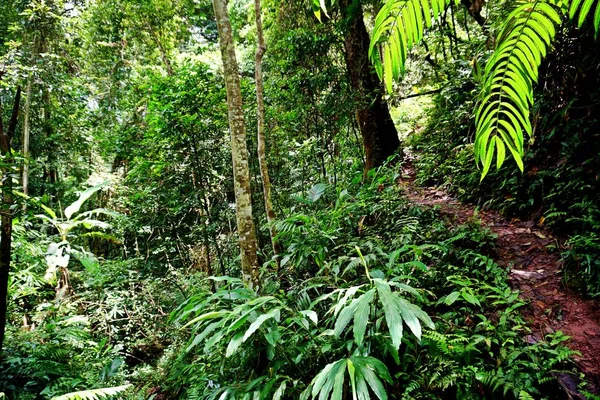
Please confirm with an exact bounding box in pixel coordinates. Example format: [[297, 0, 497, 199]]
[[340, 0, 400, 173], [212, 0, 260, 289], [254, 0, 281, 260], [0, 85, 21, 355]]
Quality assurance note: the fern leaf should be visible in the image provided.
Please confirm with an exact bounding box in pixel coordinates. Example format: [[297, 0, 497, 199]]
[[51, 384, 132, 400], [570, 0, 600, 29], [475, 0, 564, 178], [369, 0, 449, 91]]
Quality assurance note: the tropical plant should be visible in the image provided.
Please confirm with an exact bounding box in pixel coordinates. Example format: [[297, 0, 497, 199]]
[[315, 0, 600, 176], [32, 182, 116, 297], [51, 384, 132, 400]]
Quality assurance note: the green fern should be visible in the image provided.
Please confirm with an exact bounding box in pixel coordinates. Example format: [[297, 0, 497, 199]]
[[369, 0, 450, 92], [315, 0, 600, 178], [474, 0, 564, 178], [51, 385, 132, 400], [474, 0, 600, 177], [569, 0, 600, 35]]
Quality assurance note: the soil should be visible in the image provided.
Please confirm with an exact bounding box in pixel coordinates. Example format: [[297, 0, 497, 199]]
[[399, 163, 600, 397]]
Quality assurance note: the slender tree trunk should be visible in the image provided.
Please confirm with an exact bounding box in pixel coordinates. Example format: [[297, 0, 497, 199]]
[[212, 0, 260, 289], [21, 32, 38, 207], [146, 22, 174, 76], [22, 76, 32, 201], [254, 0, 281, 261], [0, 85, 22, 355], [41, 88, 59, 204], [340, 0, 400, 174]]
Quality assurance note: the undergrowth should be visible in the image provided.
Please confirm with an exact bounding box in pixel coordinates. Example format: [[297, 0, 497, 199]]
[[158, 164, 577, 399], [409, 24, 600, 297]]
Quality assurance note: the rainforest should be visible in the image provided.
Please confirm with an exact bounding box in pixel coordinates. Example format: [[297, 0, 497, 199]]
[[1, 0, 600, 399]]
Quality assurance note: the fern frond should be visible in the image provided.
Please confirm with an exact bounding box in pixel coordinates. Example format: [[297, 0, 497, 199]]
[[569, 0, 600, 35], [369, 0, 450, 92], [51, 384, 132, 400], [475, 0, 564, 178]]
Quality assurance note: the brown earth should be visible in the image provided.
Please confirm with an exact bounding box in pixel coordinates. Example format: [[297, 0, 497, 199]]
[[399, 164, 600, 397]]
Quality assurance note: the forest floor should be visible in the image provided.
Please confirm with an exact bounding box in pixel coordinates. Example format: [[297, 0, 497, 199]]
[[399, 161, 600, 397]]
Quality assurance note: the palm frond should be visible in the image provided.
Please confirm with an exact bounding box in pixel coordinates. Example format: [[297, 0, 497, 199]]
[[474, 0, 563, 178], [569, 0, 600, 35], [369, 0, 450, 92]]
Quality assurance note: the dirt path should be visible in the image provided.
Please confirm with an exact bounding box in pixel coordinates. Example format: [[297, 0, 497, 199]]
[[399, 165, 600, 395]]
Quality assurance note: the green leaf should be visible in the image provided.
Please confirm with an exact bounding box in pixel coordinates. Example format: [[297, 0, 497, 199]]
[[64, 182, 108, 220], [242, 308, 280, 342], [51, 385, 132, 400], [461, 289, 481, 306], [186, 320, 223, 352], [375, 280, 404, 349], [352, 357, 390, 400], [353, 289, 376, 346], [273, 381, 287, 400], [475, 0, 561, 177], [181, 311, 229, 329], [226, 331, 245, 357], [444, 291, 461, 305], [308, 183, 328, 202]]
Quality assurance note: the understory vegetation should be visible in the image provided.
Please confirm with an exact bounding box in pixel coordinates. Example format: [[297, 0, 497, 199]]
[[1, 0, 600, 399], [411, 24, 600, 297]]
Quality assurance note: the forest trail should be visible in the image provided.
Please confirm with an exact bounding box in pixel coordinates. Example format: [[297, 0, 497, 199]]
[[399, 162, 600, 394]]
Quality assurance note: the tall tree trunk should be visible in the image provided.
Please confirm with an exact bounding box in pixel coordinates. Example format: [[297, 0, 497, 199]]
[[21, 32, 39, 204], [41, 88, 59, 204], [212, 0, 260, 289], [21, 76, 32, 200], [254, 0, 281, 261], [0, 85, 22, 355], [340, 0, 400, 173]]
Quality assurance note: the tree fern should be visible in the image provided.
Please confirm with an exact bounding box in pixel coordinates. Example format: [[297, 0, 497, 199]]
[[51, 385, 132, 400]]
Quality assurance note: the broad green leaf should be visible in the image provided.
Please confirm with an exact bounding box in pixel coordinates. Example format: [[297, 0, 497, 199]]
[[273, 381, 287, 400], [64, 182, 108, 220], [243, 308, 280, 342], [375, 280, 404, 349], [226, 331, 245, 357], [353, 289, 376, 346], [444, 291, 460, 305], [308, 183, 328, 202]]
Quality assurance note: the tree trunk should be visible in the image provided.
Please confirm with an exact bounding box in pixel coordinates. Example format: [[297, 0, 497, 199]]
[[21, 76, 32, 200], [212, 0, 260, 289], [340, 0, 400, 174], [254, 0, 281, 261], [0, 85, 22, 355], [21, 32, 39, 204], [146, 22, 174, 76]]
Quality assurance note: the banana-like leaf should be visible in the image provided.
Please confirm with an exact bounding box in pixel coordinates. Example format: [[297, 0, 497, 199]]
[[64, 181, 109, 220]]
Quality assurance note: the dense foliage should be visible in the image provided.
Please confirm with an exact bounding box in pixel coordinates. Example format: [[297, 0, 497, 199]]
[[1, 0, 599, 399]]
